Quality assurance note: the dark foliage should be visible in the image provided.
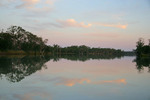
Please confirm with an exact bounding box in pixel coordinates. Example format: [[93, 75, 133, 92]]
[[133, 57, 150, 73], [0, 56, 51, 82], [135, 38, 150, 57], [0, 26, 48, 54]]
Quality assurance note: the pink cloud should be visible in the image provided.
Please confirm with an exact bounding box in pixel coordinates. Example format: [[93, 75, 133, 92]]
[[14, 91, 52, 100], [91, 79, 126, 84], [16, 0, 54, 13], [45, 0, 56, 5], [94, 23, 128, 29], [57, 19, 92, 28], [16, 0, 40, 8]]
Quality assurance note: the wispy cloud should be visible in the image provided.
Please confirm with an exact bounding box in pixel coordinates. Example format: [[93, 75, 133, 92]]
[[15, 0, 55, 13], [19, 0, 40, 8], [91, 79, 126, 84], [57, 19, 92, 28], [0, 0, 55, 14], [94, 23, 128, 29], [16, 0, 41, 8], [45, 0, 56, 5]]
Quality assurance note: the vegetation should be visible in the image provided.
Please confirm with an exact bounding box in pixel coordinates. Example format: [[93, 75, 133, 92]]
[[0, 56, 51, 82], [133, 38, 150, 73], [0, 26, 125, 56], [0, 54, 125, 83], [135, 38, 150, 57], [133, 57, 150, 73], [0, 26, 49, 55]]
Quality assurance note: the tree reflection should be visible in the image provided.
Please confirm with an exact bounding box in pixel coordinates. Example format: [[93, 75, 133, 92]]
[[133, 57, 150, 73], [51, 54, 123, 62], [0, 54, 125, 83], [0, 56, 51, 82]]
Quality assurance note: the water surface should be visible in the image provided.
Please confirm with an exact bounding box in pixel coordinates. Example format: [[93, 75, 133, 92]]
[[0, 56, 150, 100]]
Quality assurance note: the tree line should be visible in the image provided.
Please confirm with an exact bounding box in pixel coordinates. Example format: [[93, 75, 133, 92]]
[[0, 26, 125, 56]]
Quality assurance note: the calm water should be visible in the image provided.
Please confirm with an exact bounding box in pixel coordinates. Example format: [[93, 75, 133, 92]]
[[0, 56, 150, 100]]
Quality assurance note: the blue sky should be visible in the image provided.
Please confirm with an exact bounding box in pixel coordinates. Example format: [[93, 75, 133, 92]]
[[0, 0, 150, 50]]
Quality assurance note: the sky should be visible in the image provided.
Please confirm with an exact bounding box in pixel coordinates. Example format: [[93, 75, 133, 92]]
[[0, 0, 150, 51]]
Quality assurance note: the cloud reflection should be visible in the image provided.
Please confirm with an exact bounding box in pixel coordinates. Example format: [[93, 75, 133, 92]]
[[94, 22, 128, 29], [54, 77, 126, 87], [14, 91, 52, 100], [91, 79, 126, 85], [55, 78, 91, 87]]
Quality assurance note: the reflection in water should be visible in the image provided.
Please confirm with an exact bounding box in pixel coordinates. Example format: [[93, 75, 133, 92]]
[[0, 56, 150, 100], [0, 54, 124, 83], [51, 54, 123, 62], [0, 55, 146, 83], [133, 57, 150, 73], [0, 56, 51, 82], [91, 79, 126, 85], [55, 77, 91, 87], [13, 91, 52, 100], [0, 55, 122, 83], [54, 77, 126, 87]]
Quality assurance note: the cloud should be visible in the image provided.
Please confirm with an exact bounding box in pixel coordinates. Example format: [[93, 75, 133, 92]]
[[22, 0, 40, 5], [45, 0, 56, 5], [16, 0, 40, 8], [94, 23, 128, 29], [102, 23, 127, 29], [15, 0, 54, 13], [57, 19, 92, 28], [0, 0, 55, 13]]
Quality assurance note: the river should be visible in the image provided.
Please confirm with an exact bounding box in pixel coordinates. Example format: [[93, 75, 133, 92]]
[[0, 56, 150, 100]]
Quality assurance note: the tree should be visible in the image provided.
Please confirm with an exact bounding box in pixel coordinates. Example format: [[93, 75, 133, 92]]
[[0, 26, 48, 54], [0, 32, 13, 51], [142, 45, 150, 54], [136, 38, 144, 57]]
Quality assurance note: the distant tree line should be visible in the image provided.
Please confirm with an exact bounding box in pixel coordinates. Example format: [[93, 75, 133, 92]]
[[0, 26, 125, 56], [135, 38, 150, 57], [50, 45, 124, 56]]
